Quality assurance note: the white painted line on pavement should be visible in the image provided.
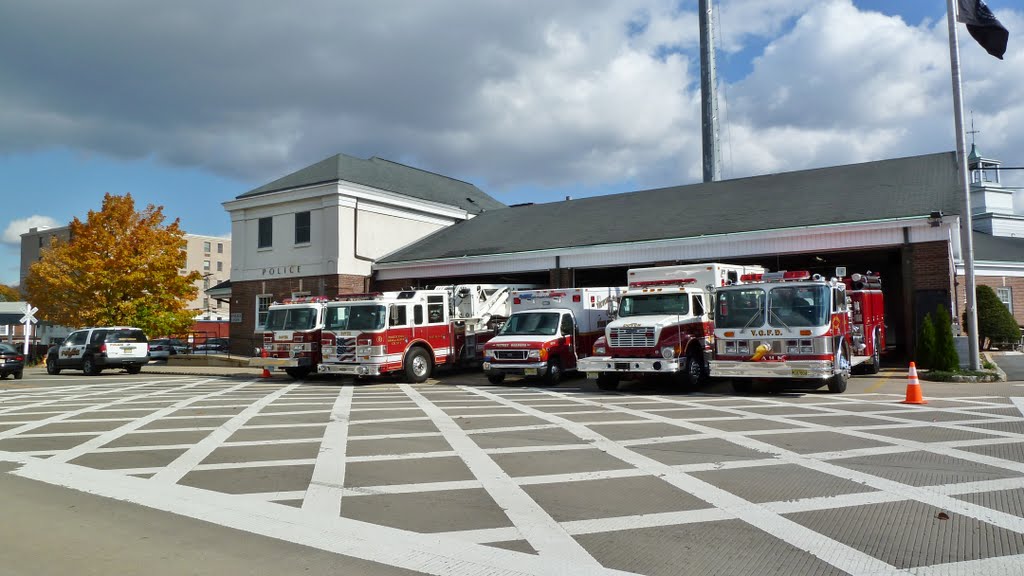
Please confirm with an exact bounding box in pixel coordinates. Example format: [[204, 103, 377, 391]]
[[302, 385, 354, 517]]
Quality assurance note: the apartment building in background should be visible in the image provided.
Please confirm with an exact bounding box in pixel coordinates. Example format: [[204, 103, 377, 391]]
[[183, 234, 232, 319], [19, 225, 71, 286]]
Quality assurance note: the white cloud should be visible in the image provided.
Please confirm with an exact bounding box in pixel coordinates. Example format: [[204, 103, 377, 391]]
[[3, 216, 60, 245]]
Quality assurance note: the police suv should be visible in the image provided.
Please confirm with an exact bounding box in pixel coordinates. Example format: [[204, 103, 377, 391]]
[[46, 326, 150, 376]]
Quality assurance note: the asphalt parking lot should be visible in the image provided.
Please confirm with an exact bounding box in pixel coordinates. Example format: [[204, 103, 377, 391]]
[[2, 366, 1024, 575]]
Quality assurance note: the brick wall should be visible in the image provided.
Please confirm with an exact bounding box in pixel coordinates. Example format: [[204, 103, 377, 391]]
[[229, 273, 367, 355], [909, 241, 955, 294], [957, 274, 1024, 327]]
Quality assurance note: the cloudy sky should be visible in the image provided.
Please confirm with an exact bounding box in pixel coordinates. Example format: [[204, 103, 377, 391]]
[[0, 0, 1019, 286]]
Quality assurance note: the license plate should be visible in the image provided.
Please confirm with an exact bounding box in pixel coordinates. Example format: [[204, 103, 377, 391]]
[[792, 369, 809, 377], [524, 368, 538, 376], [482, 362, 491, 370], [586, 372, 597, 379]]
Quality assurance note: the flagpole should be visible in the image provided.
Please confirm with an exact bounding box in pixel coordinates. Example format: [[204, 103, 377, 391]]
[[946, 0, 981, 370]]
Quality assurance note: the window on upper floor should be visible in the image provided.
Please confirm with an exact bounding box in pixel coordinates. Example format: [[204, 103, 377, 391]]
[[217, 261, 223, 272], [217, 242, 223, 254], [295, 211, 311, 245], [203, 241, 211, 253], [258, 217, 273, 249]]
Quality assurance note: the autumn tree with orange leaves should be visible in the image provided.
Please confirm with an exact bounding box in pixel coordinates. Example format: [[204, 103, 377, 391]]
[[25, 193, 201, 336], [0, 284, 21, 302]]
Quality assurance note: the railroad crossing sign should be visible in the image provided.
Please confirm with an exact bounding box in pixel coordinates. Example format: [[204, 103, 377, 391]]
[[21, 304, 38, 325]]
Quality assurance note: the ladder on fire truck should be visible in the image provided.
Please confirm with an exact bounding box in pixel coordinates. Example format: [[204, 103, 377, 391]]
[[445, 285, 514, 331]]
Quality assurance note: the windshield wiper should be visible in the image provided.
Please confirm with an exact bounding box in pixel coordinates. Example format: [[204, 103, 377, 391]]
[[770, 309, 791, 330], [742, 307, 765, 330]]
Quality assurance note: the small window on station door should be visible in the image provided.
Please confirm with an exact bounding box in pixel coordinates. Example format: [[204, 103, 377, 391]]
[[390, 304, 408, 327], [414, 305, 424, 325]]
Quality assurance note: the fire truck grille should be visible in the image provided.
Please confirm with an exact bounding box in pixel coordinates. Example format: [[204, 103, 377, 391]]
[[610, 329, 654, 348], [335, 337, 356, 362], [494, 350, 528, 361]]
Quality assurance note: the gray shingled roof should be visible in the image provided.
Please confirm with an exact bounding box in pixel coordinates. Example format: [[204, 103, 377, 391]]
[[973, 231, 1024, 262], [380, 152, 962, 263], [237, 154, 505, 214]]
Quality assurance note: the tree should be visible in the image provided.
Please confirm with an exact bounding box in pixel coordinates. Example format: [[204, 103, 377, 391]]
[[24, 193, 201, 336], [972, 285, 1021, 349], [931, 305, 959, 372], [0, 284, 21, 302], [916, 313, 936, 370]]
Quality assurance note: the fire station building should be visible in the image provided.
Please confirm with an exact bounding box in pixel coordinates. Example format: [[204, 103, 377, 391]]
[[222, 147, 1024, 359]]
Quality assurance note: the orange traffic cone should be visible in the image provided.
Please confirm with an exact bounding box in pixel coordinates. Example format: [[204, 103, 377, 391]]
[[258, 344, 270, 377], [900, 361, 927, 404]]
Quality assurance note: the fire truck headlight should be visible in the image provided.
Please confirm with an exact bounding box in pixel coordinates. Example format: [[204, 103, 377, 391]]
[[527, 349, 541, 360], [594, 345, 606, 355], [661, 346, 676, 360]]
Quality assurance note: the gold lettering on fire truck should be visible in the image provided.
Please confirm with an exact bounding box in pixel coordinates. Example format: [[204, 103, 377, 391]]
[[749, 329, 783, 336], [387, 334, 406, 345]]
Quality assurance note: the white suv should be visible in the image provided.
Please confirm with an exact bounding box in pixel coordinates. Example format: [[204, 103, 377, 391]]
[[46, 327, 150, 376]]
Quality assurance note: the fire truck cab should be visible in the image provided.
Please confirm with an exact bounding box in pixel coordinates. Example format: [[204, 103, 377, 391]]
[[579, 263, 764, 391], [248, 297, 328, 379], [317, 285, 521, 382], [709, 270, 886, 394], [482, 287, 623, 386]]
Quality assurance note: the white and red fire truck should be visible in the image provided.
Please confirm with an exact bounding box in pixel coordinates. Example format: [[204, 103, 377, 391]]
[[248, 296, 328, 379], [481, 287, 624, 386], [708, 270, 886, 393], [316, 284, 524, 382], [579, 263, 765, 391]]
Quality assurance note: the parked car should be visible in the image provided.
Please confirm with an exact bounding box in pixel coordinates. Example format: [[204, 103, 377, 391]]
[[46, 326, 150, 376], [194, 337, 230, 353], [0, 343, 25, 380], [149, 338, 191, 360]]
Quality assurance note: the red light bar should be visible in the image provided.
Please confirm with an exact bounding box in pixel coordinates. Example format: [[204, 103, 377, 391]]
[[628, 278, 697, 287], [282, 296, 329, 304], [572, 294, 581, 302], [783, 270, 811, 280], [740, 273, 763, 282]]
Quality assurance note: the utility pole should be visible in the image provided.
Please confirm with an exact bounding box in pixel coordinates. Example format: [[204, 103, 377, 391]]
[[699, 0, 721, 183]]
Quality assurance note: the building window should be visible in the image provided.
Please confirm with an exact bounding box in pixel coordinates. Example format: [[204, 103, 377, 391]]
[[217, 242, 223, 254], [203, 277, 211, 289], [203, 241, 211, 253], [203, 297, 210, 310], [997, 287, 1013, 313], [203, 259, 211, 272], [216, 261, 223, 272], [0, 325, 8, 336], [256, 295, 272, 329], [295, 211, 311, 244], [258, 217, 273, 249]]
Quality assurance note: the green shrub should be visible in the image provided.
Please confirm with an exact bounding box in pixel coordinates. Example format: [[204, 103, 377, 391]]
[[931, 305, 959, 372], [916, 313, 936, 369], [971, 285, 1021, 349]]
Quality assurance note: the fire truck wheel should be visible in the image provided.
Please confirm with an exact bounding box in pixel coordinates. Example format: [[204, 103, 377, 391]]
[[732, 378, 754, 395], [828, 345, 851, 393], [486, 372, 506, 385], [595, 373, 619, 391], [405, 348, 432, 383], [541, 359, 562, 386], [285, 367, 312, 380], [46, 355, 61, 375], [82, 356, 101, 376], [683, 352, 706, 386]]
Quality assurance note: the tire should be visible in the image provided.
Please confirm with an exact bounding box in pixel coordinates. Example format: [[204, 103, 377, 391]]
[[126, 366, 142, 375], [486, 372, 506, 385], [404, 348, 431, 383], [541, 359, 562, 386], [865, 329, 881, 375], [285, 367, 312, 380], [46, 355, 61, 375], [14, 370, 22, 380], [595, 372, 620, 391], [732, 378, 754, 395], [82, 356, 100, 376], [682, 351, 706, 387], [828, 343, 851, 393]]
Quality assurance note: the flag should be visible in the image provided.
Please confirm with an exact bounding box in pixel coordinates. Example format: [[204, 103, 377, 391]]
[[957, 0, 1009, 59]]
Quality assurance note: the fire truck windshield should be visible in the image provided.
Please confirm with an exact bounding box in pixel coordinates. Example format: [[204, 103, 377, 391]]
[[265, 307, 318, 331], [715, 288, 766, 328], [499, 312, 560, 336], [325, 305, 386, 331], [618, 293, 689, 317], [768, 285, 829, 327]]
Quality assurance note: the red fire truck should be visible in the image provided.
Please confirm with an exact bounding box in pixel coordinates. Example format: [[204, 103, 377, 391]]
[[317, 285, 522, 382], [708, 270, 886, 393], [481, 287, 623, 385], [248, 296, 328, 379], [579, 263, 765, 391]]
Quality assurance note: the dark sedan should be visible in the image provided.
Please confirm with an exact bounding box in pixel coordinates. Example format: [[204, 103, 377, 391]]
[[0, 343, 25, 380]]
